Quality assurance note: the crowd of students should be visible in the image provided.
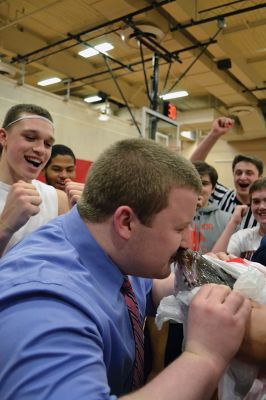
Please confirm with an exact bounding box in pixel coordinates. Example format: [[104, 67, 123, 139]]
[[0, 103, 265, 399]]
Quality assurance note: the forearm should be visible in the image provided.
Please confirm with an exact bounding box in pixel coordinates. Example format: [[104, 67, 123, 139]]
[[152, 273, 175, 308], [190, 133, 219, 162], [190, 117, 233, 162], [121, 351, 223, 400], [211, 221, 238, 253], [238, 305, 266, 363], [57, 189, 70, 214], [0, 223, 13, 257]]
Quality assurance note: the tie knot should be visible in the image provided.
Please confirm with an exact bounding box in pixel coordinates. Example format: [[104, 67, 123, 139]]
[[121, 275, 132, 294]]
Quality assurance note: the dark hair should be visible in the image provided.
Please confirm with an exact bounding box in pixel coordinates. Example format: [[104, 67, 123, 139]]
[[2, 103, 53, 128], [45, 144, 76, 168], [232, 154, 263, 176], [0, 103, 53, 156], [192, 160, 218, 188], [250, 177, 266, 197]]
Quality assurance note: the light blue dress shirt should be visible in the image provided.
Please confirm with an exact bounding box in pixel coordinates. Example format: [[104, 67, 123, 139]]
[[0, 206, 153, 399]]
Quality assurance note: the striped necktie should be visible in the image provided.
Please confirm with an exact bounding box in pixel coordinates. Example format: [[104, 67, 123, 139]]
[[121, 276, 144, 390]]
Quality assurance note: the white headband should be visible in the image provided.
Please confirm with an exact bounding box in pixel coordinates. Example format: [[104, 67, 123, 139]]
[[4, 115, 54, 129]]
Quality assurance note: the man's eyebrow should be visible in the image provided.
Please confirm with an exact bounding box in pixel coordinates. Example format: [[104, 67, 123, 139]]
[[235, 167, 255, 171], [252, 196, 266, 200]]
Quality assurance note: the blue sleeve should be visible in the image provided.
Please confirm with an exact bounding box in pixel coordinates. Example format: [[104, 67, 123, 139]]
[[0, 296, 117, 400], [252, 235, 266, 265]]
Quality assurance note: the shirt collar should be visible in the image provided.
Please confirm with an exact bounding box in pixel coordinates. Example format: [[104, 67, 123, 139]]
[[61, 205, 124, 290]]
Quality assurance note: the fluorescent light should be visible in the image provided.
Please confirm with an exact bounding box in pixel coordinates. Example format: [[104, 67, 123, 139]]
[[180, 130, 196, 141], [160, 90, 188, 100], [79, 42, 114, 58], [78, 48, 99, 58], [95, 42, 114, 52], [37, 77, 61, 86], [84, 95, 102, 103]]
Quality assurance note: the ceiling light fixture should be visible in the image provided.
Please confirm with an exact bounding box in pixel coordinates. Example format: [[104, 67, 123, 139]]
[[37, 77, 61, 86], [84, 95, 103, 103], [180, 130, 196, 141], [78, 47, 99, 58], [79, 42, 114, 58], [160, 90, 188, 100], [98, 100, 110, 122]]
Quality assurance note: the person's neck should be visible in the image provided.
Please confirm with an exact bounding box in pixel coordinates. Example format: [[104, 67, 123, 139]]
[[85, 218, 129, 276], [236, 192, 250, 205], [259, 224, 266, 236], [0, 156, 31, 185], [0, 156, 12, 184]]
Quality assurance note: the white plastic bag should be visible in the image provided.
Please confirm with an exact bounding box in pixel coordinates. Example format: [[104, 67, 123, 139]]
[[155, 257, 266, 400], [156, 257, 266, 327]]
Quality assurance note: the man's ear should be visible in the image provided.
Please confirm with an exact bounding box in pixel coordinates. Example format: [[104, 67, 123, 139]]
[[0, 128, 8, 148], [113, 206, 135, 240]]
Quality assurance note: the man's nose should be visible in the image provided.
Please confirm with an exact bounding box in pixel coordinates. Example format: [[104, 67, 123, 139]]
[[239, 172, 249, 179], [33, 141, 45, 153], [180, 226, 193, 249], [58, 170, 68, 179], [258, 201, 266, 208]]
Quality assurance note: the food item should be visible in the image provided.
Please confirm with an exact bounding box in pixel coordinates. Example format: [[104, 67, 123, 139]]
[[174, 248, 235, 292]]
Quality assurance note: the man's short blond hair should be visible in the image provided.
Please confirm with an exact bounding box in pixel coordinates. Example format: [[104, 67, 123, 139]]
[[78, 138, 201, 225]]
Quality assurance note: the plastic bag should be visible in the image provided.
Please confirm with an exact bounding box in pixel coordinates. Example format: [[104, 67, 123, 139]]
[[156, 257, 266, 327], [155, 256, 266, 400]]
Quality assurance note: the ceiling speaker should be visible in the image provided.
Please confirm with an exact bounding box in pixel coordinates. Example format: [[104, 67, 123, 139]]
[[121, 24, 164, 48], [217, 58, 231, 70]]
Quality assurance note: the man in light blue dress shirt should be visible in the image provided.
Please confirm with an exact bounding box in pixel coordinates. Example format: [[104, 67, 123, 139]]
[[0, 138, 251, 400]]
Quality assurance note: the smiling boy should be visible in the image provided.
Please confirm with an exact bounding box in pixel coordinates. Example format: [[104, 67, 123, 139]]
[[191, 161, 231, 253], [228, 177, 266, 258], [190, 117, 263, 229], [44, 144, 76, 191], [0, 104, 69, 256]]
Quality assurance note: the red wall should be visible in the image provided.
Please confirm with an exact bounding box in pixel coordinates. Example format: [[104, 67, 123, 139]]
[[75, 159, 93, 183]]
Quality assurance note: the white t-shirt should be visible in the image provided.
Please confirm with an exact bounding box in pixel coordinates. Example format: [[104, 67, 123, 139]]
[[227, 225, 262, 260], [0, 179, 58, 254]]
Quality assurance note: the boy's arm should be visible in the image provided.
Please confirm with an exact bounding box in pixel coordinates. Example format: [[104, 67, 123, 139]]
[[0, 181, 42, 256], [190, 117, 234, 162], [239, 302, 266, 363], [211, 205, 248, 253], [56, 189, 69, 215]]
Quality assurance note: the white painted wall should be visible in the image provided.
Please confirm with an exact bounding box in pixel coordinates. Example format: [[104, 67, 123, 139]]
[[183, 136, 266, 188], [0, 75, 140, 162], [1, 75, 265, 190]]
